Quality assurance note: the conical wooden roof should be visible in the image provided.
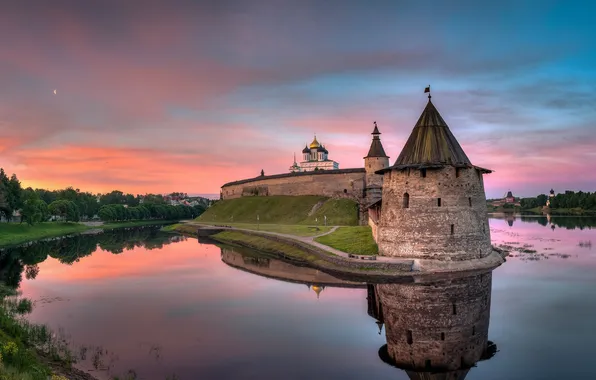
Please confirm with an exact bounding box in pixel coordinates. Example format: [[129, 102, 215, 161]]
[[377, 98, 491, 173], [365, 124, 388, 158], [394, 99, 471, 167]]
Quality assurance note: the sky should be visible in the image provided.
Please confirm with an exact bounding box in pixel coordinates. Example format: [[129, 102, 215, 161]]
[[1, 0, 595, 198]]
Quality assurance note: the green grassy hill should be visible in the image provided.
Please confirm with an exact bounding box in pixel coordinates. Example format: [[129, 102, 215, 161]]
[[196, 196, 359, 225]]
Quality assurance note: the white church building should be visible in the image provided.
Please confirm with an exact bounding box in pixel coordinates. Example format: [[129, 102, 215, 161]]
[[289, 135, 339, 172]]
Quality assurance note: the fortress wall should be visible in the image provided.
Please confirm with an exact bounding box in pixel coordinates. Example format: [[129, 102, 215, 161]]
[[221, 248, 363, 286], [221, 169, 366, 200]]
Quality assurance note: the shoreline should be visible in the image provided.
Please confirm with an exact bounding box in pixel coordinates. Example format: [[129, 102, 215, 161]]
[[172, 223, 507, 281], [36, 352, 101, 380]]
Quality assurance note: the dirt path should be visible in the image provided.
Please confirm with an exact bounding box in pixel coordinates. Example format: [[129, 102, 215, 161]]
[[187, 223, 378, 260]]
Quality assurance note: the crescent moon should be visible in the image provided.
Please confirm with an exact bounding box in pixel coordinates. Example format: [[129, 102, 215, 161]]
[[53, 89, 57, 95]]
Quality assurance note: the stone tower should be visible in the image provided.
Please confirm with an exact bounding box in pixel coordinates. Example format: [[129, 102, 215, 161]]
[[364, 122, 390, 205], [376, 95, 492, 261], [375, 270, 497, 379]]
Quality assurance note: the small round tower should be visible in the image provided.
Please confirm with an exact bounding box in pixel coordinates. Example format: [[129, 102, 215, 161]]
[[376, 93, 492, 261], [364, 122, 390, 204]]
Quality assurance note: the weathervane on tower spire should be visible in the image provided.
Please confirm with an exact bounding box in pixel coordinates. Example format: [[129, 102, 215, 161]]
[[424, 85, 431, 99]]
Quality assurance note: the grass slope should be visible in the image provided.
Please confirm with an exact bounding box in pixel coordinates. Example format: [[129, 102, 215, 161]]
[[197, 196, 359, 226], [0, 223, 88, 247], [315, 226, 378, 255]]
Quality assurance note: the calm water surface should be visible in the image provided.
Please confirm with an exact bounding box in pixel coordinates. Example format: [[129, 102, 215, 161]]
[[7, 217, 596, 379]]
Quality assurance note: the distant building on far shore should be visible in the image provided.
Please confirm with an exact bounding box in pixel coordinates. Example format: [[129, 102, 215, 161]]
[[546, 188, 555, 207], [505, 190, 515, 204]]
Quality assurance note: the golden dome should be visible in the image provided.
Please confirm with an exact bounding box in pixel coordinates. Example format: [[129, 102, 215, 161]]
[[312, 285, 324, 298], [309, 135, 320, 149]]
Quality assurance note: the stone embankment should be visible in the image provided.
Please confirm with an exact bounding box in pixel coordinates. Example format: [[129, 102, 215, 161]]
[[175, 222, 506, 280]]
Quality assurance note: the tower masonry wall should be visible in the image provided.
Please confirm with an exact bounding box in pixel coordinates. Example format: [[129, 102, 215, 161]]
[[377, 167, 491, 261], [221, 169, 366, 201], [365, 156, 390, 189]]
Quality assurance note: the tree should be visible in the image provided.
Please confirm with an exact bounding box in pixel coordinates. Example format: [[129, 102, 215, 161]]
[[0, 169, 23, 220], [98, 205, 117, 222], [0, 182, 10, 221], [536, 194, 548, 207], [21, 192, 49, 225], [100, 190, 126, 206], [48, 200, 79, 222], [125, 193, 139, 207]]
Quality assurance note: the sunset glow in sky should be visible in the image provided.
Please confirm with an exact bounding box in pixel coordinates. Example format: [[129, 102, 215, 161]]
[[1, 1, 595, 198]]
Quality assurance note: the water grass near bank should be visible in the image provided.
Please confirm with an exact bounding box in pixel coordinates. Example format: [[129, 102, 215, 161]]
[[314, 226, 378, 256], [0, 285, 87, 380]]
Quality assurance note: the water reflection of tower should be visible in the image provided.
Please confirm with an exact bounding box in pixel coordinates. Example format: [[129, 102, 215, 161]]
[[373, 271, 498, 379], [505, 214, 515, 227], [367, 285, 384, 334]]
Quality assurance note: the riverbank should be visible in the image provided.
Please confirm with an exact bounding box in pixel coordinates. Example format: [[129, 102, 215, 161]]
[[0, 220, 179, 248], [0, 285, 99, 380], [170, 223, 506, 280]]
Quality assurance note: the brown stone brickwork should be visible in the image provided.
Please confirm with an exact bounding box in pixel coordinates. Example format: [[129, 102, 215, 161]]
[[221, 169, 366, 201], [377, 167, 492, 261], [376, 270, 493, 375]]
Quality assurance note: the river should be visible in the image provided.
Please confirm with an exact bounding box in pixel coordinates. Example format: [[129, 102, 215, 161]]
[[2, 216, 596, 380]]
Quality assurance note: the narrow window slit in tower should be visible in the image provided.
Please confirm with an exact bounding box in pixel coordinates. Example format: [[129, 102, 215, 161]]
[[469, 197, 472, 207], [452, 303, 457, 315], [437, 198, 442, 207], [472, 326, 476, 336], [441, 332, 445, 341], [403, 193, 410, 209], [456, 168, 460, 178], [450, 224, 454, 235], [425, 360, 432, 369], [407, 330, 413, 345], [420, 168, 426, 178]]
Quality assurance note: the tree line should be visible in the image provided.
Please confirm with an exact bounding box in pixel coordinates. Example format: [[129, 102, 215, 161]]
[[0, 168, 209, 225], [519, 215, 596, 230], [520, 191, 596, 210]]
